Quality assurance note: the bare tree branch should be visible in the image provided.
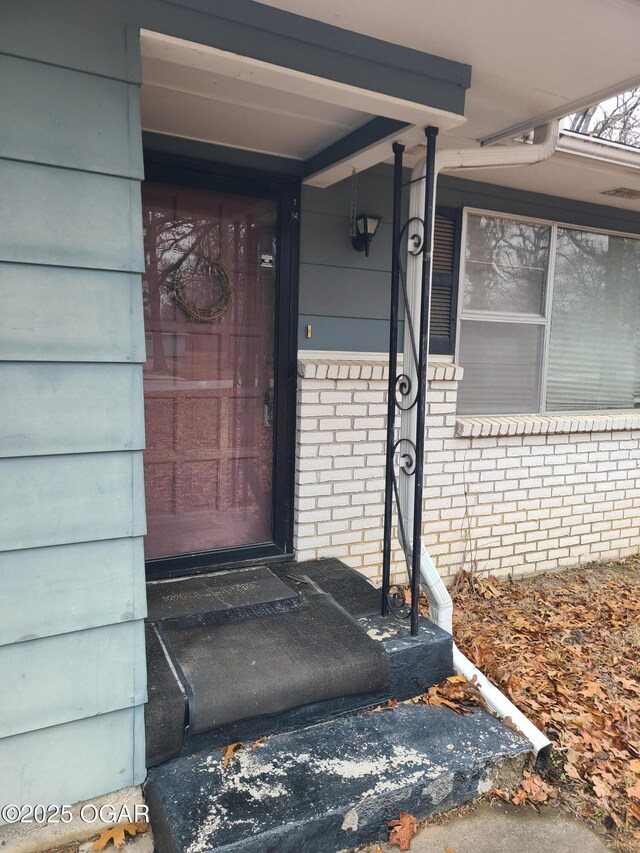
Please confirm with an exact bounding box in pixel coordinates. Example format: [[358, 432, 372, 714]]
[[566, 88, 640, 148]]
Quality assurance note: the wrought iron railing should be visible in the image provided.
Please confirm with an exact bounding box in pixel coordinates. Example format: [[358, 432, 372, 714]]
[[381, 128, 439, 635]]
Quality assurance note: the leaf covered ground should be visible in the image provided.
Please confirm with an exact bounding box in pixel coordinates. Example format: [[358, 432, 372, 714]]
[[448, 556, 640, 851]]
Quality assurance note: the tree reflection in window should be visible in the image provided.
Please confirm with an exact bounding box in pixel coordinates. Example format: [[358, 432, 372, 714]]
[[464, 214, 550, 315]]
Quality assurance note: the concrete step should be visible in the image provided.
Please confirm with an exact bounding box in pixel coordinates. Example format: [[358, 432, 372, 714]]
[[145, 559, 453, 765], [184, 611, 453, 756], [145, 703, 530, 853]]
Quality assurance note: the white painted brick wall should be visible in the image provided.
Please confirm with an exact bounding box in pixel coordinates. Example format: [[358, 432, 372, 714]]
[[293, 357, 640, 586]]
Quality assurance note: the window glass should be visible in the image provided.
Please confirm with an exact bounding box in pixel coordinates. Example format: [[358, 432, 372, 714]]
[[458, 212, 640, 415], [546, 228, 640, 411], [457, 320, 544, 414], [463, 214, 550, 314]]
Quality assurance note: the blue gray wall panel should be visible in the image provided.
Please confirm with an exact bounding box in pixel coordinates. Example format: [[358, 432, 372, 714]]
[[0, 539, 146, 647], [0, 622, 146, 739], [0, 364, 144, 457], [0, 7, 146, 813], [0, 265, 145, 363], [0, 708, 146, 810], [0, 53, 143, 178], [0, 160, 144, 271], [0, 452, 146, 553]]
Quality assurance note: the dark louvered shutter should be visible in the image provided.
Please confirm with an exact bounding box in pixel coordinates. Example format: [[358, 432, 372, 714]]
[[430, 207, 460, 354]]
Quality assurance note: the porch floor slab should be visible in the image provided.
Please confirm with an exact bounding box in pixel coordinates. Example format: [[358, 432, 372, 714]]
[[145, 703, 530, 853], [269, 558, 381, 618]]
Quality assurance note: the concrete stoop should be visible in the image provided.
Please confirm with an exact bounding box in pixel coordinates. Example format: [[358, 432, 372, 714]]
[[145, 703, 530, 853]]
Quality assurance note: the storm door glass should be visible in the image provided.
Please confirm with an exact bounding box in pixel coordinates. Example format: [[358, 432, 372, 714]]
[[142, 182, 277, 560]]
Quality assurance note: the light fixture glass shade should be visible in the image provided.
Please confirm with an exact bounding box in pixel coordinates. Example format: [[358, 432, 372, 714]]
[[352, 213, 381, 256], [366, 215, 380, 236], [355, 214, 381, 237]]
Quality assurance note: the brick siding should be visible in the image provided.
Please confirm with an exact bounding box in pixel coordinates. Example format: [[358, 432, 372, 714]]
[[294, 357, 640, 585]]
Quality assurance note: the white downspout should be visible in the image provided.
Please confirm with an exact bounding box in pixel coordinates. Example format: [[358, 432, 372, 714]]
[[402, 122, 560, 755]]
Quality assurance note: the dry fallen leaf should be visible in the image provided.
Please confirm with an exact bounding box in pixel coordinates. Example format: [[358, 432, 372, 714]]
[[220, 741, 244, 769], [251, 737, 268, 750], [501, 716, 518, 732], [565, 762, 581, 781], [627, 801, 640, 822], [593, 776, 613, 799], [491, 787, 511, 803], [371, 699, 399, 713], [451, 558, 640, 851], [580, 682, 607, 701], [521, 771, 552, 803], [92, 821, 148, 850], [388, 811, 417, 850]]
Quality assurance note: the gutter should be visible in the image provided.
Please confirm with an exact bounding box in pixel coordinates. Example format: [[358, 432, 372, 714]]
[[400, 122, 560, 756], [556, 130, 640, 174]]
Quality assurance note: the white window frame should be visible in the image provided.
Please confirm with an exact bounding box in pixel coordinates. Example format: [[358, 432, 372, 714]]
[[456, 207, 640, 415]]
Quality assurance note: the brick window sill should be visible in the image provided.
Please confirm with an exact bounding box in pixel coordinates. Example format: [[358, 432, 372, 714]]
[[456, 411, 640, 438]]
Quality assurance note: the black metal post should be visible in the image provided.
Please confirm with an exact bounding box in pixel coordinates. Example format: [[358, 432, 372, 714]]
[[409, 126, 438, 635], [382, 142, 404, 616]]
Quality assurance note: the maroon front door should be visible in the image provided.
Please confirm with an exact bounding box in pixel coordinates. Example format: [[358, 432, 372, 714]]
[[142, 180, 278, 562]]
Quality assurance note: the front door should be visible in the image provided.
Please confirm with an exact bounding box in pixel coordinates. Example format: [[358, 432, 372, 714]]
[[141, 159, 298, 577]]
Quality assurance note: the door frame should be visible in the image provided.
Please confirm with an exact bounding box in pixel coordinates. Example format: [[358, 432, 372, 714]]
[[142, 151, 300, 580]]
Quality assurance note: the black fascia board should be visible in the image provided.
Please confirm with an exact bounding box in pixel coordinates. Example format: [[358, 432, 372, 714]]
[[156, 0, 472, 115], [303, 118, 411, 179]]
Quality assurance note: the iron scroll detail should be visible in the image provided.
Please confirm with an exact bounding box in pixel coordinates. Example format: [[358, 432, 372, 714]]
[[381, 128, 439, 635]]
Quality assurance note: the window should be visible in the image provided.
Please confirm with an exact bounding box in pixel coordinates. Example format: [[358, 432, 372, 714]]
[[457, 210, 640, 414]]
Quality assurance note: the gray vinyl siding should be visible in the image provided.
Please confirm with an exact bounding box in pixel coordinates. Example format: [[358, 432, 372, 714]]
[[0, 14, 146, 811], [299, 166, 401, 351]]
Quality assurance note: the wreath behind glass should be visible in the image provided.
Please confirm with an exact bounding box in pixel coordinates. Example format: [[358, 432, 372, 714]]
[[168, 252, 233, 322]]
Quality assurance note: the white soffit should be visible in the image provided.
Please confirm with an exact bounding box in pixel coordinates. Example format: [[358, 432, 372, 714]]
[[139, 30, 466, 177], [255, 0, 640, 146]]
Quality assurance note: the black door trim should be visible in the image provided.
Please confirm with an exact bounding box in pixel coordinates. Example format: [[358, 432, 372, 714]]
[[142, 151, 300, 580]]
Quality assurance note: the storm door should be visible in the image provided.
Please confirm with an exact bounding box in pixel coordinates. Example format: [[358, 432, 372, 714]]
[[141, 166, 297, 576]]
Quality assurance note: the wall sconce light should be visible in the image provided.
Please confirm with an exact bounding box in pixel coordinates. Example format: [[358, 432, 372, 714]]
[[351, 214, 381, 257]]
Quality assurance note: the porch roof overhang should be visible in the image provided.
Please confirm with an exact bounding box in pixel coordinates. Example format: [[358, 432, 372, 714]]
[[141, 0, 640, 211], [139, 26, 470, 187], [257, 0, 640, 149], [240, 0, 640, 213]]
